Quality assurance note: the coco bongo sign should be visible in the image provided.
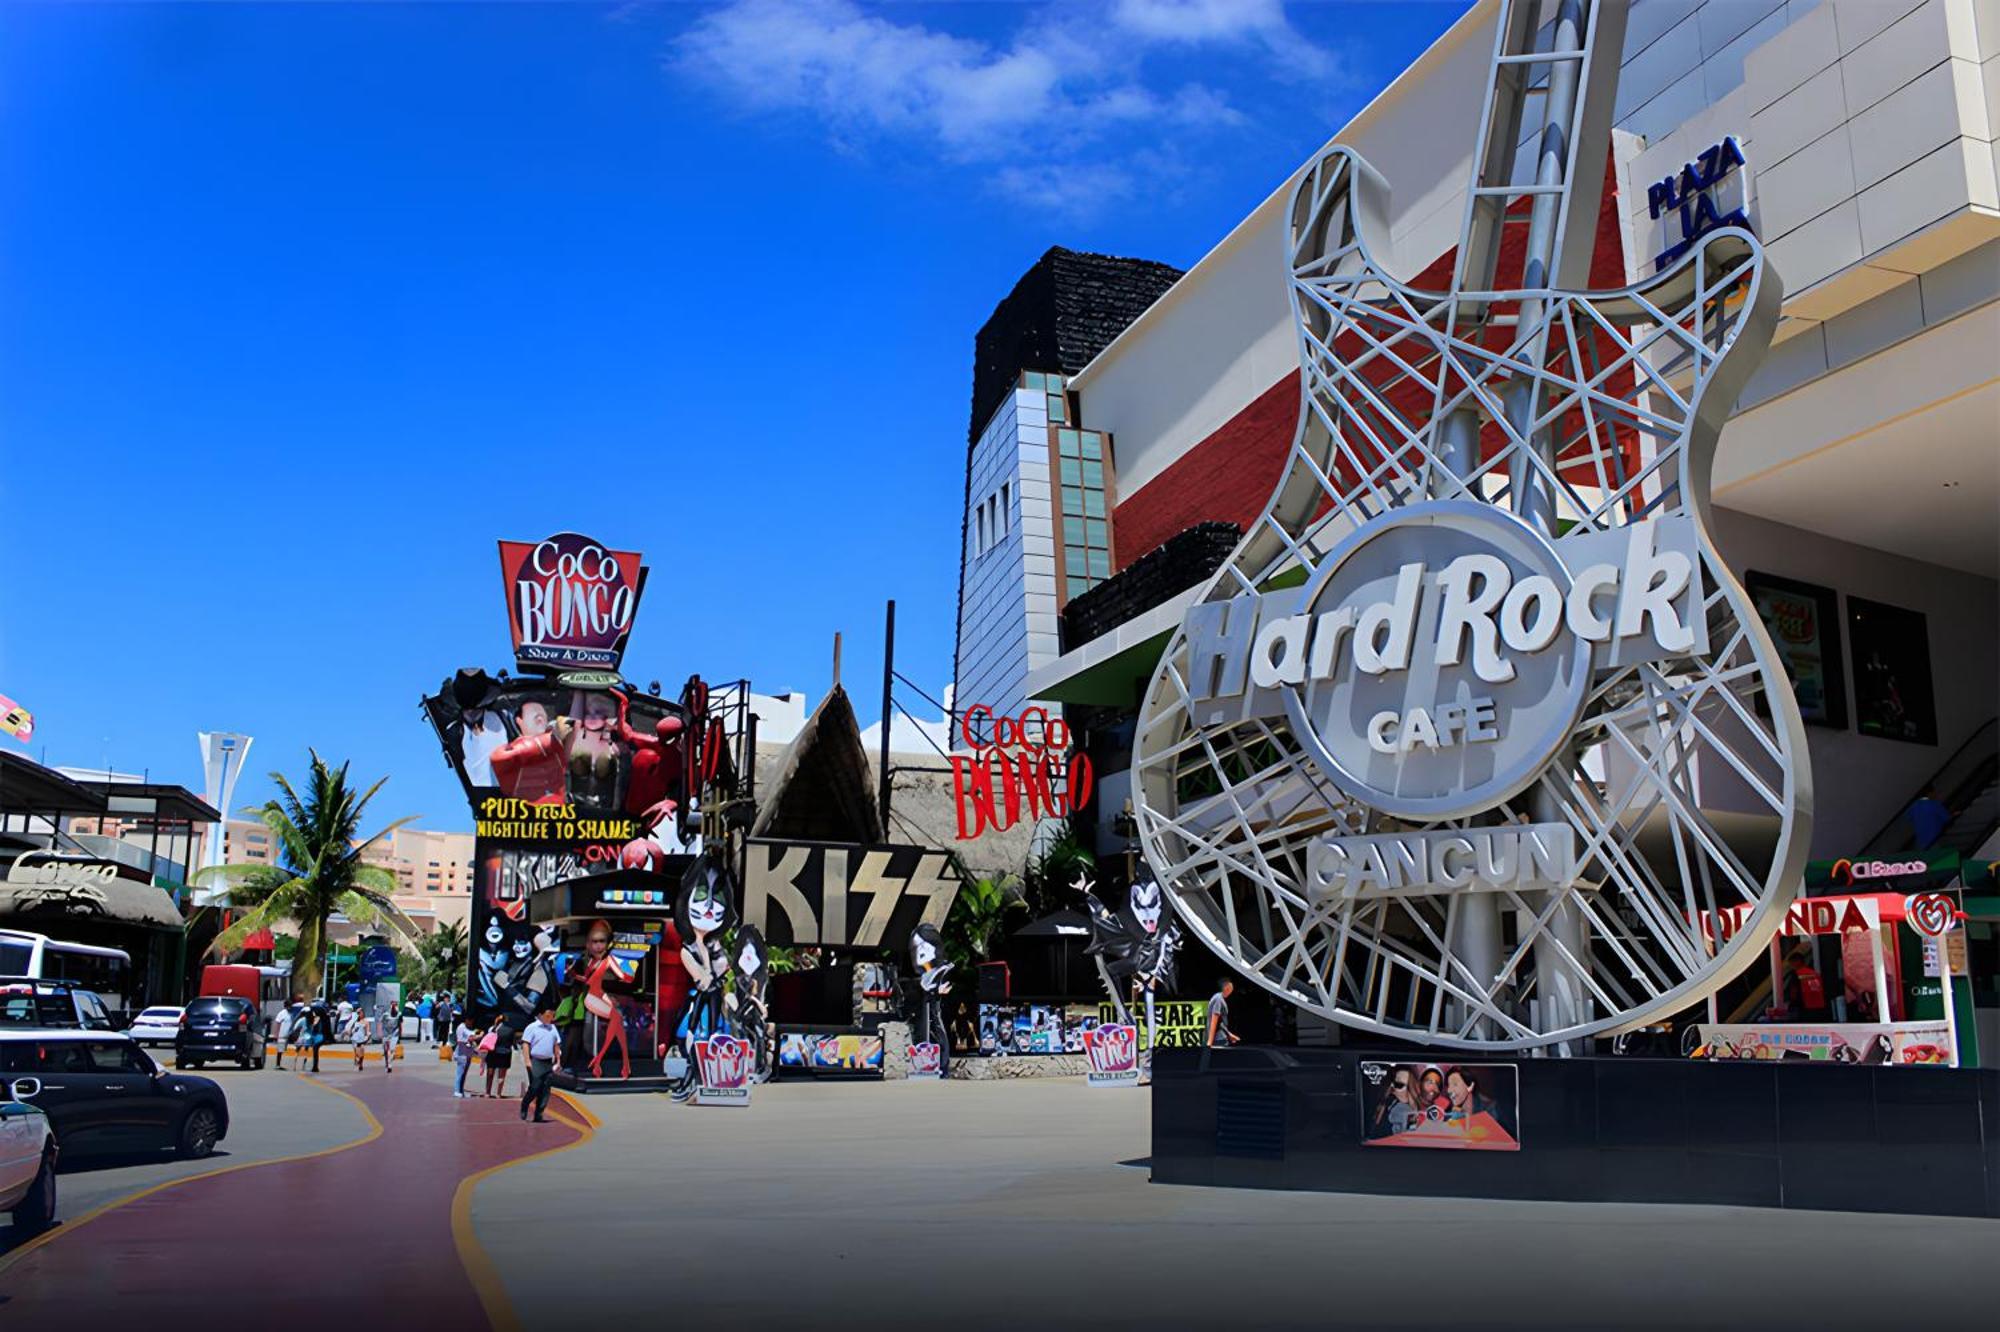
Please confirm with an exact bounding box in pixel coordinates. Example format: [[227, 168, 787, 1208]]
[[498, 533, 649, 672], [952, 705, 1094, 840]]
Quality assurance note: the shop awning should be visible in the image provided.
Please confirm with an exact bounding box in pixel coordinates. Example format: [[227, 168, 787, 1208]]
[[1021, 587, 1196, 707], [0, 868, 184, 931]]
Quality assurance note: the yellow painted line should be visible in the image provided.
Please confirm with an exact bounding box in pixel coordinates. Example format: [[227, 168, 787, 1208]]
[[0, 1072, 382, 1276], [451, 1089, 599, 1332]]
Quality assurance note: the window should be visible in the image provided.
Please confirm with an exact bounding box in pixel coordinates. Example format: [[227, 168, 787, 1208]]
[[1049, 425, 1116, 601], [975, 503, 988, 556]]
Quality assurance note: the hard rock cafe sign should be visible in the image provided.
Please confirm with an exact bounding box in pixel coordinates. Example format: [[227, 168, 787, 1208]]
[[1131, 0, 1809, 1051]]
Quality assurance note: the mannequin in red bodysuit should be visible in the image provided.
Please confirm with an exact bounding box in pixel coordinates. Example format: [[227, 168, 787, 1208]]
[[616, 690, 684, 829], [489, 698, 566, 803]]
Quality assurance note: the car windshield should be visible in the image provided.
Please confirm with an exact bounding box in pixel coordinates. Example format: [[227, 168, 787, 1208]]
[[138, 1008, 180, 1020], [0, 941, 32, 976], [186, 998, 247, 1016]]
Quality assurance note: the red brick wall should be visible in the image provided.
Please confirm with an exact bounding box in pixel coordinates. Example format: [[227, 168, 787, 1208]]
[[1110, 159, 1630, 573]]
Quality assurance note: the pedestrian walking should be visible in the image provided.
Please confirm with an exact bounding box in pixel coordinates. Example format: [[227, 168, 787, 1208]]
[[353, 1008, 371, 1071], [304, 1001, 328, 1073], [483, 1016, 517, 1098], [417, 991, 435, 1045], [272, 997, 300, 1070], [452, 1016, 478, 1098], [433, 992, 455, 1048], [381, 1002, 402, 1073], [519, 1006, 561, 1122]]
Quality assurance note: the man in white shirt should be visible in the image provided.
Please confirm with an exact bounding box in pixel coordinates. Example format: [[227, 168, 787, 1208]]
[[519, 1006, 562, 1123]]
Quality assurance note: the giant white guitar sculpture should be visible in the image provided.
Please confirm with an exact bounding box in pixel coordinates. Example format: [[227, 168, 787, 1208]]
[[1132, 0, 1809, 1051]]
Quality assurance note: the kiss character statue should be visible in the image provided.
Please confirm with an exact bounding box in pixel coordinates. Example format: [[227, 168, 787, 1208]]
[[670, 854, 735, 1102], [730, 925, 773, 1084], [909, 924, 954, 1076], [1076, 873, 1181, 1066], [475, 914, 511, 1014], [501, 923, 559, 1019]]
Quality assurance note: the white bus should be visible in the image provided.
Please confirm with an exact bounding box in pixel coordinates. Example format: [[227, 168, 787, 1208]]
[[0, 929, 133, 1018]]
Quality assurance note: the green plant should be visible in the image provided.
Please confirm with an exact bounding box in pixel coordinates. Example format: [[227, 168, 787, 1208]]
[[1019, 830, 1096, 917], [419, 920, 469, 995], [194, 750, 422, 999], [944, 873, 1025, 969]]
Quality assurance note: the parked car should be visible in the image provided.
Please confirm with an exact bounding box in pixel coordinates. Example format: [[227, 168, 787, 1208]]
[[0, 1084, 57, 1233], [175, 996, 267, 1070], [0, 979, 117, 1032], [0, 1030, 227, 1160], [125, 1006, 185, 1047]]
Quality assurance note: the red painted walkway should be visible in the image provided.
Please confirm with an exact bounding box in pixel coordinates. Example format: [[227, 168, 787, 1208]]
[[0, 1071, 585, 1329]]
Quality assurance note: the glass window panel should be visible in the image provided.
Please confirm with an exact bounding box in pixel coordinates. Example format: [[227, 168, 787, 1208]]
[[1057, 429, 1080, 456], [1062, 489, 1083, 516], [1048, 395, 1067, 423], [1025, 371, 1045, 391], [1083, 490, 1104, 517], [1048, 375, 1065, 391], [1088, 550, 1110, 578], [1060, 458, 1082, 486], [1085, 519, 1107, 547], [1080, 432, 1100, 460], [1065, 547, 1087, 576], [1081, 459, 1103, 487]]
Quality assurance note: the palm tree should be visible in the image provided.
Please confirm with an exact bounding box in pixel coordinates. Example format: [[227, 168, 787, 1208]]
[[421, 920, 470, 995], [944, 873, 1026, 969], [196, 751, 423, 999]]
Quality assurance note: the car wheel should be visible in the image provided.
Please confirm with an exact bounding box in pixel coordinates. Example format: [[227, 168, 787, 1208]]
[[178, 1105, 221, 1159], [12, 1145, 56, 1235]]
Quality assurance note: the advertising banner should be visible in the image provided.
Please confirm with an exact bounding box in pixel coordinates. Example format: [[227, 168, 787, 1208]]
[[1082, 1023, 1141, 1087], [777, 1031, 884, 1073], [1359, 1061, 1520, 1151], [979, 1003, 1102, 1056], [1097, 999, 1204, 1049], [692, 1034, 754, 1106], [743, 839, 962, 947], [906, 1042, 943, 1080], [498, 533, 648, 672], [1746, 571, 1846, 728], [1694, 1022, 1954, 1065]]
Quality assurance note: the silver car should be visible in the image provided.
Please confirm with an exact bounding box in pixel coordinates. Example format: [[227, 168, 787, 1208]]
[[0, 1081, 57, 1234]]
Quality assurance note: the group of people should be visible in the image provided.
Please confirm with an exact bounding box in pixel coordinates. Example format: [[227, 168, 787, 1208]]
[[445, 1006, 563, 1122], [268, 989, 466, 1074]]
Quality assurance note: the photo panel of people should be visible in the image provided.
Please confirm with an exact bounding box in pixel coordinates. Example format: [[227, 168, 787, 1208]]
[[1359, 1061, 1520, 1151]]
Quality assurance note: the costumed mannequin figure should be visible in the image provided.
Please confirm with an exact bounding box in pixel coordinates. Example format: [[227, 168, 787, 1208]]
[[577, 917, 633, 1080], [670, 854, 735, 1101], [500, 924, 559, 1018], [489, 698, 566, 803], [730, 924, 772, 1084], [613, 689, 685, 831], [1076, 872, 1182, 1068], [564, 690, 627, 810], [908, 923, 954, 1075]]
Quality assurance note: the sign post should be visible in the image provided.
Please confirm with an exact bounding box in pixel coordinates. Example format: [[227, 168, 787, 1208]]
[[1906, 893, 1962, 1068]]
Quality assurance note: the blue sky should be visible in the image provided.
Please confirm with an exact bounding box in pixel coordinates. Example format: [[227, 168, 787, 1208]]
[[0, 1, 1468, 832]]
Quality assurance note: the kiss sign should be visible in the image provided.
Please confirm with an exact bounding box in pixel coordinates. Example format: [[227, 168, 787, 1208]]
[[498, 533, 649, 672], [1905, 893, 1960, 938]]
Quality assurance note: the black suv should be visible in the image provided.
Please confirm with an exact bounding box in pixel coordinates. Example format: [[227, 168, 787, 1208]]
[[175, 996, 267, 1070], [1, 1030, 229, 1159]]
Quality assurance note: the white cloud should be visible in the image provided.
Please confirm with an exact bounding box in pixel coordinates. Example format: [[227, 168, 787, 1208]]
[[671, 0, 1330, 216]]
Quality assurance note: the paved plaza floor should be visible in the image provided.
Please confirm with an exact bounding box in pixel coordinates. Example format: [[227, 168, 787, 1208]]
[[1, 1053, 1991, 1330]]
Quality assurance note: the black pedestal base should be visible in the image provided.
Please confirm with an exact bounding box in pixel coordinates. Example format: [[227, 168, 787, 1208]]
[[1152, 1047, 2000, 1217]]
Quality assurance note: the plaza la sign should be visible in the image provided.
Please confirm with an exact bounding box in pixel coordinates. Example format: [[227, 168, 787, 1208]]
[[498, 532, 649, 672], [1647, 135, 1749, 272]]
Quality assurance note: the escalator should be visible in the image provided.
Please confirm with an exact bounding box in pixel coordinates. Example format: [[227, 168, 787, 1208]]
[[1858, 717, 1999, 865]]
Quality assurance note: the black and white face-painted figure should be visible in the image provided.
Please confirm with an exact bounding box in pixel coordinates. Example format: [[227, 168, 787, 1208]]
[[675, 854, 737, 1048], [730, 924, 772, 1083], [498, 924, 558, 1017], [908, 923, 954, 1074], [475, 915, 510, 1014], [1075, 871, 1182, 1059]]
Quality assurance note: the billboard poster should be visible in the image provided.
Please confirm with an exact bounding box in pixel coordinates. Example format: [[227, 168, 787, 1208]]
[[777, 1031, 885, 1073], [978, 1003, 1102, 1056], [1082, 1023, 1141, 1087], [1097, 999, 1203, 1049], [906, 1043, 943, 1079], [498, 533, 648, 672], [1746, 572, 1846, 728], [1848, 596, 1937, 745], [1359, 1061, 1520, 1151], [1693, 1022, 1953, 1065]]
